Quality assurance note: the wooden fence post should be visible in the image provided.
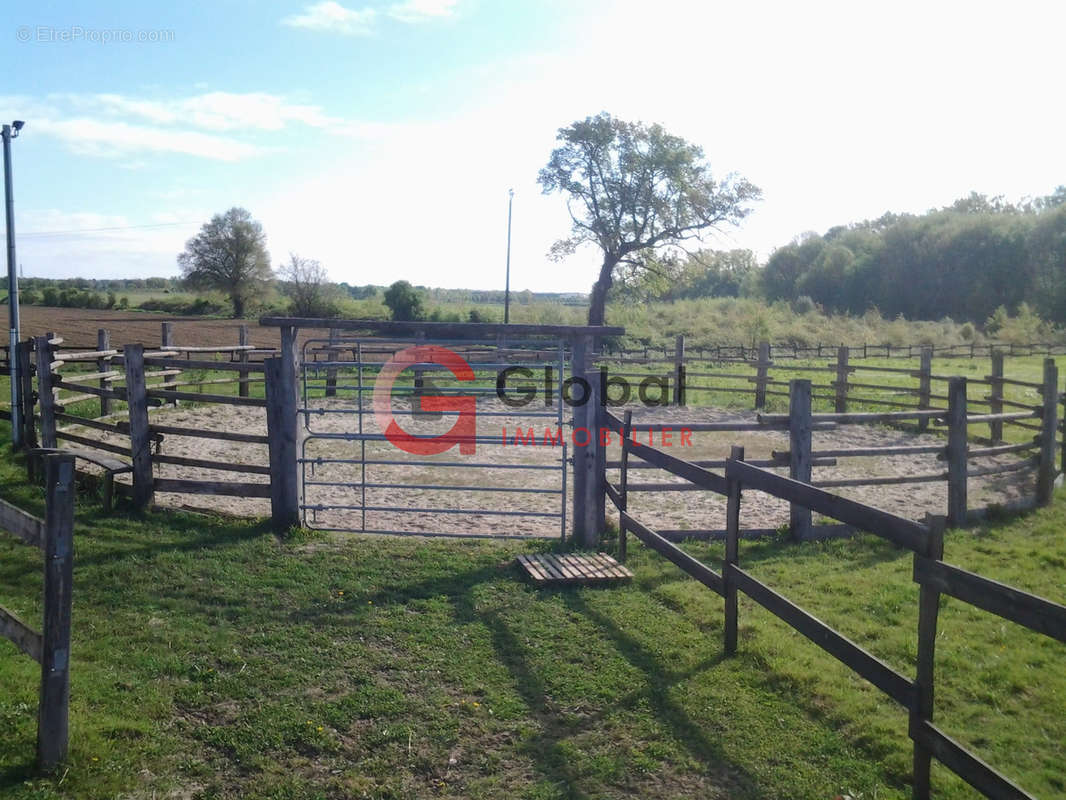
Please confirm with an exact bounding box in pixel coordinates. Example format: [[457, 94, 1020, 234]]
[[37, 452, 74, 773], [946, 377, 967, 527], [834, 345, 849, 413], [724, 444, 744, 655], [265, 335, 300, 531], [96, 329, 112, 417], [988, 351, 1004, 443], [325, 327, 339, 398], [35, 336, 57, 450], [911, 518, 945, 800], [789, 379, 813, 541], [123, 344, 154, 509], [1061, 377, 1066, 480], [1037, 358, 1059, 505], [18, 340, 37, 449], [754, 341, 771, 410], [917, 347, 933, 433], [618, 410, 632, 562], [672, 334, 685, 407], [571, 334, 603, 547], [160, 322, 179, 403], [238, 324, 250, 398]]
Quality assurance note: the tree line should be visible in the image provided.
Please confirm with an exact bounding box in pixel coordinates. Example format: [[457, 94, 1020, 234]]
[[760, 190, 1066, 324]]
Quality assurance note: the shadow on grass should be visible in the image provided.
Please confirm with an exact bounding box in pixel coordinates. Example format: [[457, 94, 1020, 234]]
[[0, 757, 44, 794]]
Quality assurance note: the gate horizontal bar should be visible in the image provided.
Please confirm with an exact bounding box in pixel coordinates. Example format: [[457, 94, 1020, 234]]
[[300, 457, 562, 469], [302, 525, 559, 540], [300, 407, 562, 418], [302, 504, 562, 518], [304, 480, 561, 494]]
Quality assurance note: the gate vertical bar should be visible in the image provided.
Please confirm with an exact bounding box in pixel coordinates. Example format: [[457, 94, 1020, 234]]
[[358, 341, 366, 532]]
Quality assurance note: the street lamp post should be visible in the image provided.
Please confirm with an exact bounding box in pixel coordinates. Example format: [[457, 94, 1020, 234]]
[[3, 120, 24, 447], [504, 188, 513, 325]]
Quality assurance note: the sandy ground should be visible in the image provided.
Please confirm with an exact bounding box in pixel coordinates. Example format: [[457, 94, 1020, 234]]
[[63, 393, 1040, 539]]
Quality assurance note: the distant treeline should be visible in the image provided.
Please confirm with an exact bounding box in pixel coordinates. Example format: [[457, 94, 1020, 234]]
[[761, 189, 1066, 323], [337, 283, 589, 306]]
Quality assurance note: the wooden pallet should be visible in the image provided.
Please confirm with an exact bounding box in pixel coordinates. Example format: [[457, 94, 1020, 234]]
[[517, 552, 633, 586]]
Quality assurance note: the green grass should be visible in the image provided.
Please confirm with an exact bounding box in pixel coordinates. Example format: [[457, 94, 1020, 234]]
[[1, 432, 1064, 799]]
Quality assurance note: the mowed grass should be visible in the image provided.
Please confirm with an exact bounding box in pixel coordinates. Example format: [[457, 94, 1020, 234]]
[[0, 434, 1065, 799]]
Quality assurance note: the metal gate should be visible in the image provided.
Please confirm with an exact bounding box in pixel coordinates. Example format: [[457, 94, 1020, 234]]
[[298, 336, 568, 539]]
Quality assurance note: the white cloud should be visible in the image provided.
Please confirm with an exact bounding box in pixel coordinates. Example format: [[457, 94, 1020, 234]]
[[8, 91, 363, 163], [34, 117, 264, 161], [387, 0, 458, 23], [282, 2, 376, 35]]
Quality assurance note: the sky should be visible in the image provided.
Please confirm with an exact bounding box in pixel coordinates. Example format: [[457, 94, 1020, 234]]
[[2, 0, 1065, 293]]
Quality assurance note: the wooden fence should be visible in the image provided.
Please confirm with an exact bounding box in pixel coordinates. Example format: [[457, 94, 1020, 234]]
[[23, 324, 279, 514], [11, 324, 1066, 541], [602, 412, 1066, 799], [602, 337, 1066, 364], [602, 361, 1060, 539], [0, 452, 75, 772]]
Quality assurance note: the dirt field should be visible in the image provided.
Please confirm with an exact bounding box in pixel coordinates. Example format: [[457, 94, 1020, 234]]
[[16, 306, 330, 350], [61, 395, 1037, 538]]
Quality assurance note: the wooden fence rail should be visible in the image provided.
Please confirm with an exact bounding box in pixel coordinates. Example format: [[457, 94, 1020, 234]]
[[0, 453, 75, 772], [607, 428, 1063, 799]]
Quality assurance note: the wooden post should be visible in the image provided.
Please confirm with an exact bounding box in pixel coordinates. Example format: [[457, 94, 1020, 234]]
[[325, 327, 339, 398], [917, 347, 932, 433], [834, 345, 849, 413], [591, 344, 607, 544], [672, 334, 685, 407], [1037, 358, 1059, 505], [123, 344, 154, 509], [911, 520, 944, 800], [754, 341, 771, 409], [96, 329, 112, 417], [988, 351, 1004, 443], [37, 452, 74, 773], [160, 322, 178, 403], [266, 331, 300, 531], [789, 379, 813, 541], [238, 324, 250, 398], [18, 340, 37, 448], [618, 410, 632, 562], [946, 378, 967, 527], [35, 336, 57, 450], [724, 444, 743, 655], [1061, 377, 1066, 480], [570, 334, 602, 547]]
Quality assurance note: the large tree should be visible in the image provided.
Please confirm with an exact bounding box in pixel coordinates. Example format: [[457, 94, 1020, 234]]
[[178, 207, 272, 317], [538, 113, 761, 325]]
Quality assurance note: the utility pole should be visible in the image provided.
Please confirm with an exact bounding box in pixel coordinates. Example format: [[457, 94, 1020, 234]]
[[3, 120, 25, 447], [504, 188, 513, 324]]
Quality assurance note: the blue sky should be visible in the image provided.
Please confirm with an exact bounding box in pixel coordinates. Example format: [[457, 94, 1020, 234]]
[[3, 0, 1065, 292]]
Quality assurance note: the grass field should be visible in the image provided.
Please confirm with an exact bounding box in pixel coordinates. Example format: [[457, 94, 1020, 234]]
[[0, 423, 1064, 799]]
